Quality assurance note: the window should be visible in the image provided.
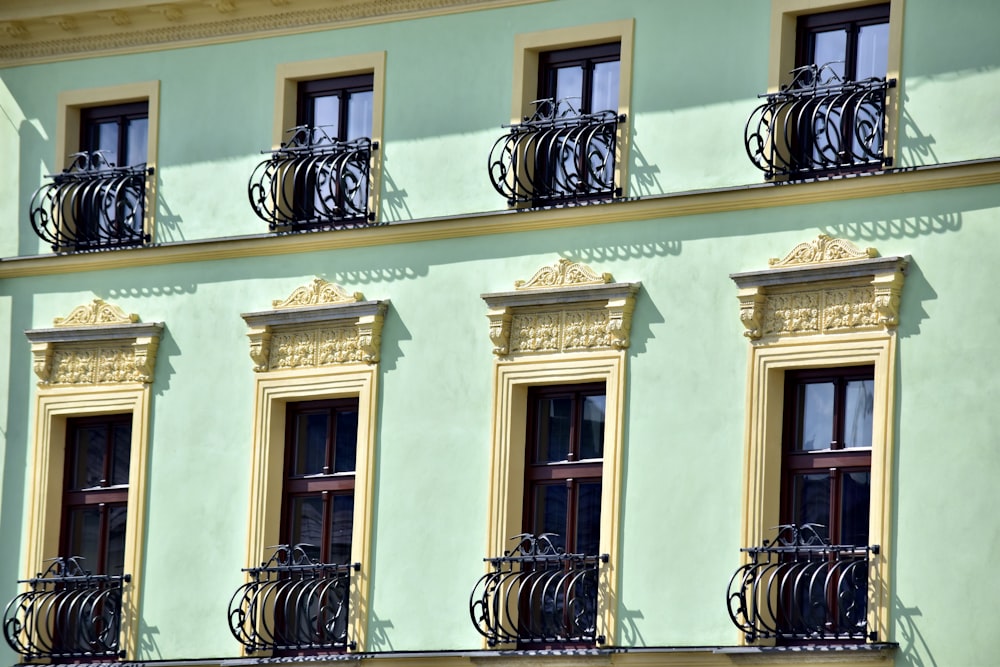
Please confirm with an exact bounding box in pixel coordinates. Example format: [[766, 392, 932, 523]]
[[538, 43, 620, 120], [80, 102, 149, 172]]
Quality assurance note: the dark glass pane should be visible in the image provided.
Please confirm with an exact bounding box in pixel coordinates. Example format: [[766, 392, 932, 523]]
[[812, 29, 847, 79], [66, 507, 101, 569], [110, 423, 131, 486], [310, 94, 340, 144], [532, 484, 567, 551], [553, 65, 583, 112], [347, 90, 373, 140], [71, 426, 106, 489], [574, 481, 601, 555], [535, 397, 571, 463], [844, 379, 874, 448], [288, 495, 324, 561], [839, 471, 871, 546], [579, 394, 605, 460], [590, 60, 619, 112], [333, 410, 358, 474], [293, 413, 329, 476], [796, 382, 834, 451], [126, 117, 148, 166], [106, 505, 127, 575], [90, 121, 120, 163], [791, 473, 830, 541], [857, 22, 889, 79], [328, 494, 354, 565]]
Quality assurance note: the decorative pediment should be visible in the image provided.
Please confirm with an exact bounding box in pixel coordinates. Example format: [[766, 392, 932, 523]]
[[242, 278, 387, 371], [25, 299, 163, 385], [731, 237, 908, 341], [482, 260, 640, 356]]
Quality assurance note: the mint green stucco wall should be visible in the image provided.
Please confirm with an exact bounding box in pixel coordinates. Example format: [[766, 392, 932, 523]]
[[1, 1, 999, 666]]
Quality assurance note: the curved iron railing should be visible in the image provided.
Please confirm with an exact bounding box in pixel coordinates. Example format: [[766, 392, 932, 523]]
[[3, 557, 129, 660], [248, 126, 374, 231], [228, 544, 359, 653], [745, 63, 895, 179], [489, 98, 623, 207], [29, 151, 150, 252], [726, 524, 878, 643], [470, 533, 607, 646]]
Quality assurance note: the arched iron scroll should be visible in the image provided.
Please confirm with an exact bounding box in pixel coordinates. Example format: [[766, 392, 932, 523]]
[[248, 126, 375, 231], [488, 99, 624, 207], [745, 63, 895, 180], [470, 533, 608, 646], [726, 524, 878, 643], [2, 557, 130, 660], [29, 151, 150, 252], [228, 544, 360, 653]]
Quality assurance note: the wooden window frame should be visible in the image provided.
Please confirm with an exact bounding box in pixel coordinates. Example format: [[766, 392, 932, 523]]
[[537, 42, 621, 116], [79, 101, 149, 166], [296, 74, 374, 141]]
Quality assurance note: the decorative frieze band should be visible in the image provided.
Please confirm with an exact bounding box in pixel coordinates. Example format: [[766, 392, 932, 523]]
[[242, 278, 386, 371], [25, 299, 164, 385], [482, 259, 640, 356], [731, 236, 908, 341]]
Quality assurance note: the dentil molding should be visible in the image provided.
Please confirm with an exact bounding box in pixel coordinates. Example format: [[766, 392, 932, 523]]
[[25, 299, 164, 385]]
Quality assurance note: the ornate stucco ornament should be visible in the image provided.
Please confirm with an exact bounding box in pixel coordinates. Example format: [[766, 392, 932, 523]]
[[25, 299, 164, 385], [482, 259, 640, 356], [731, 236, 908, 340], [242, 278, 387, 371]]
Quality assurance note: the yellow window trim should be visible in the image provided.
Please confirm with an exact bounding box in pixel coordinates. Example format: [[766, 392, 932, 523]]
[[273, 52, 386, 223], [511, 19, 635, 199], [26, 384, 153, 660], [56, 80, 161, 244]]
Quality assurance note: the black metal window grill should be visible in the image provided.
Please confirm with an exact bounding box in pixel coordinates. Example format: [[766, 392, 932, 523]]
[[469, 533, 607, 647], [488, 98, 623, 207], [726, 524, 877, 643], [2, 557, 129, 660], [744, 64, 895, 180], [248, 126, 375, 232], [29, 151, 150, 252], [227, 544, 359, 653]]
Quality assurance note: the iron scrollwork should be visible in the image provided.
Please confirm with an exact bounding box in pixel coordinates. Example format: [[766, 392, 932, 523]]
[[227, 544, 360, 653], [488, 98, 624, 207], [469, 533, 608, 646], [726, 524, 878, 643], [29, 151, 151, 252], [248, 126, 375, 231], [745, 63, 895, 179], [2, 556, 130, 660]]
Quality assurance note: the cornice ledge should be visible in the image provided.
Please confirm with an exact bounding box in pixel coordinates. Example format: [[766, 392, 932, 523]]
[[241, 299, 385, 329], [730, 255, 909, 289], [482, 281, 640, 310]]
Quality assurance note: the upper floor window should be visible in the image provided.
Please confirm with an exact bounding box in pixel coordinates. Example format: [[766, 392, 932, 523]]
[[81, 102, 149, 173]]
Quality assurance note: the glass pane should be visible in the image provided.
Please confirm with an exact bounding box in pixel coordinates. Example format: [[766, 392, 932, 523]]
[[333, 410, 358, 473], [534, 397, 571, 463], [856, 22, 889, 79], [90, 121, 120, 164], [110, 423, 131, 486], [796, 382, 835, 451], [839, 471, 871, 546], [293, 412, 329, 476], [66, 507, 101, 569], [346, 90, 373, 140], [106, 505, 127, 575], [553, 65, 583, 114], [328, 494, 354, 565], [71, 426, 106, 489], [288, 495, 324, 561], [574, 481, 601, 555], [126, 117, 148, 166], [791, 473, 831, 542], [590, 60, 620, 113], [579, 394, 605, 460], [310, 94, 340, 143], [843, 379, 874, 447], [812, 29, 847, 80], [532, 484, 568, 551]]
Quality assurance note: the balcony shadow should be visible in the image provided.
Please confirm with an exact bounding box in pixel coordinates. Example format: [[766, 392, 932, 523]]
[[137, 619, 162, 661], [893, 597, 938, 667], [617, 602, 646, 646], [819, 212, 961, 243], [380, 157, 411, 223], [366, 612, 395, 652], [895, 94, 939, 168], [628, 141, 664, 197], [153, 183, 185, 244]]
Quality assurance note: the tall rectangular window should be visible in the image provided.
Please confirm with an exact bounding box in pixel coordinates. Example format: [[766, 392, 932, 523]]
[[80, 102, 149, 170], [538, 43, 620, 118]]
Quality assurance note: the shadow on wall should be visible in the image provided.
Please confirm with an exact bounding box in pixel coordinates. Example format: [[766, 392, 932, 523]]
[[380, 154, 412, 223], [895, 91, 939, 168], [820, 212, 961, 243], [617, 602, 646, 646], [137, 619, 162, 661], [153, 179, 185, 244], [893, 259, 935, 340], [18, 118, 48, 256], [894, 596, 938, 667], [628, 140, 664, 198]]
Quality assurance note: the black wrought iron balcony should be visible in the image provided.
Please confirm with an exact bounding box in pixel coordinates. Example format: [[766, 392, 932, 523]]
[[745, 63, 895, 180], [248, 126, 375, 231], [2, 557, 129, 660], [29, 151, 151, 252], [726, 524, 878, 643], [227, 544, 359, 653], [488, 98, 624, 207], [469, 533, 607, 647]]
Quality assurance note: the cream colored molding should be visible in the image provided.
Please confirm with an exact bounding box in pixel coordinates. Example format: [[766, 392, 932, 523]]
[[242, 278, 387, 371], [25, 299, 164, 386], [0, 0, 544, 65], [482, 259, 639, 356], [731, 236, 908, 341]]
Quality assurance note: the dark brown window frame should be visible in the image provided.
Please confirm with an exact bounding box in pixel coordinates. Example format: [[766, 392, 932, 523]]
[[538, 42, 621, 115], [796, 4, 891, 81], [296, 74, 374, 142], [80, 101, 149, 167]]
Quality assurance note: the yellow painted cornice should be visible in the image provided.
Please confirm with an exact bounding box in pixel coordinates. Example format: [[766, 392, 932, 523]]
[[0, 0, 545, 66], [1, 158, 998, 280]]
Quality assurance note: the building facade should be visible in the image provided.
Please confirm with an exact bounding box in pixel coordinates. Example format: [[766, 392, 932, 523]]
[[0, 1, 998, 666]]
